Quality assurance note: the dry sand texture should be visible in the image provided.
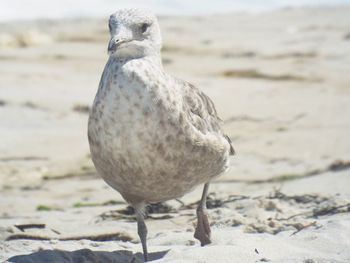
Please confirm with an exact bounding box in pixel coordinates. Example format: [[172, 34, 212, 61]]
[[0, 6, 350, 263]]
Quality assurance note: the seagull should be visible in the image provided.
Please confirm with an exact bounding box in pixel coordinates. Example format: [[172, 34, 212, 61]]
[[88, 8, 234, 262]]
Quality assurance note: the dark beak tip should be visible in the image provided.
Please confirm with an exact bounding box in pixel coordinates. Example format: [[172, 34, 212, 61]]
[[108, 41, 116, 53]]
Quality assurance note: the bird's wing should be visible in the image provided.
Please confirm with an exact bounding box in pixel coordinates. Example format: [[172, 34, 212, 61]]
[[178, 80, 235, 155]]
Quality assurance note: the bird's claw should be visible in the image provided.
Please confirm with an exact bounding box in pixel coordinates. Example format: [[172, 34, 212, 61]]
[[194, 209, 211, 246]]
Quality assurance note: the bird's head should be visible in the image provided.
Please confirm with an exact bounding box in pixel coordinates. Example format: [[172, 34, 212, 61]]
[[107, 8, 162, 59]]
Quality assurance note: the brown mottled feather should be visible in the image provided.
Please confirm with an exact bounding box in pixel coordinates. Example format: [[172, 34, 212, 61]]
[[180, 80, 235, 156]]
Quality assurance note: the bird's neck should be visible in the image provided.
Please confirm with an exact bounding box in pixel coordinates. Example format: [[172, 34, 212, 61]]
[[145, 52, 163, 68], [110, 52, 163, 70]]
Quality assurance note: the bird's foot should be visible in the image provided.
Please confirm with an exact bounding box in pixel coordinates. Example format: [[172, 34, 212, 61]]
[[194, 209, 211, 246]]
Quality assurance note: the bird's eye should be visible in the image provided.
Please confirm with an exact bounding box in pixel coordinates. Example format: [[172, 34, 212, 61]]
[[140, 23, 150, 33]]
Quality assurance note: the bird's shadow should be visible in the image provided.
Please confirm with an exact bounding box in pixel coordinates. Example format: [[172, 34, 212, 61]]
[[7, 248, 169, 263]]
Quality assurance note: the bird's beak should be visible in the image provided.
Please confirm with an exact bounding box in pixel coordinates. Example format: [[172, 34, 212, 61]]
[[108, 37, 121, 54], [108, 26, 132, 54]]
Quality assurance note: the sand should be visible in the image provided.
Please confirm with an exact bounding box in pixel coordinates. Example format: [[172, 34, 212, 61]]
[[0, 6, 350, 263]]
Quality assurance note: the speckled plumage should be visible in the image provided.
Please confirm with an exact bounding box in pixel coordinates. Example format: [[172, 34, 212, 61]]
[[88, 8, 234, 207], [88, 10, 234, 259]]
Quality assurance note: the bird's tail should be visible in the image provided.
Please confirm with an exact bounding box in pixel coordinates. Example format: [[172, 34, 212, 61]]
[[224, 135, 235, 155]]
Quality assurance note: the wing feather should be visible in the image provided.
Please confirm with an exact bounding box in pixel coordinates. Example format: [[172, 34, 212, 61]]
[[179, 80, 235, 155]]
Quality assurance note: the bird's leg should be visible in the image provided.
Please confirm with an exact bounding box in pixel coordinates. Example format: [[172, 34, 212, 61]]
[[194, 182, 211, 246], [136, 208, 148, 262]]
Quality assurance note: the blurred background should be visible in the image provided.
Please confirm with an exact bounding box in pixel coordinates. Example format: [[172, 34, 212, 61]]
[[1, 0, 350, 261], [2, 0, 350, 20]]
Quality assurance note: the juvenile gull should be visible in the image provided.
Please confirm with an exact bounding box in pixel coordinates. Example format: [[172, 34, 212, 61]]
[[88, 8, 234, 261]]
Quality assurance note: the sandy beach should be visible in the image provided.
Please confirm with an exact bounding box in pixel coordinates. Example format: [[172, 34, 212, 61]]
[[1, 6, 350, 262]]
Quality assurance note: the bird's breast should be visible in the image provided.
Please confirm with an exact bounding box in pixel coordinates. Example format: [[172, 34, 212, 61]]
[[89, 68, 162, 159], [88, 61, 183, 189], [88, 59, 229, 203]]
